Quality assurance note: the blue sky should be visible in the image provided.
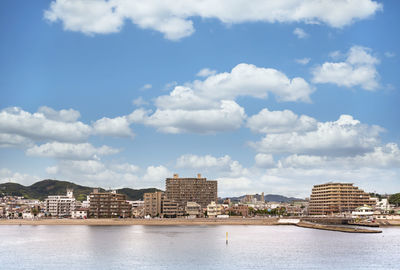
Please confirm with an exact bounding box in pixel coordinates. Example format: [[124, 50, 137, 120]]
[[0, 0, 399, 197]]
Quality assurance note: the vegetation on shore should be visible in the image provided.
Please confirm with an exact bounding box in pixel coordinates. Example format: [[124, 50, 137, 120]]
[[0, 179, 160, 201]]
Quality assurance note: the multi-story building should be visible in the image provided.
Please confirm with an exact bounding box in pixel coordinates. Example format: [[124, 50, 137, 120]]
[[185, 202, 202, 217], [309, 182, 374, 215], [207, 201, 224, 217], [165, 174, 217, 208], [162, 198, 184, 218], [89, 189, 132, 218], [144, 191, 163, 217], [71, 208, 88, 219], [44, 189, 76, 217]]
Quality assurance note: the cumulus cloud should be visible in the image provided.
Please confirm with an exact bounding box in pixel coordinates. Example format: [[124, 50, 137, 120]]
[[254, 153, 275, 168], [295, 58, 311, 65], [140, 84, 152, 91], [0, 107, 92, 144], [312, 45, 380, 90], [44, 0, 382, 40], [37, 106, 81, 122], [26, 142, 120, 160], [132, 97, 148, 106], [196, 68, 217, 77], [0, 168, 39, 185], [0, 133, 33, 148], [247, 108, 317, 134], [177, 154, 232, 169], [129, 100, 246, 134], [279, 143, 400, 169], [156, 63, 315, 108], [142, 165, 171, 188], [127, 63, 313, 134], [293, 28, 308, 39], [250, 114, 384, 156], [93, 116, 134, 137]]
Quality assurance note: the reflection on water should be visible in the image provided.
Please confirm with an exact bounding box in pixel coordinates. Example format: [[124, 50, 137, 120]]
[[0, 225, 399, 270]]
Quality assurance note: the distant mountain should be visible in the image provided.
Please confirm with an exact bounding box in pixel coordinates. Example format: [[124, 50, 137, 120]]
[[226, 194, 304, 203], [0, 179, 161, 201]]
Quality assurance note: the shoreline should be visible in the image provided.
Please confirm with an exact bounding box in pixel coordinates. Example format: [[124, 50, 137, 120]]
[[1, 218, 399, 227]]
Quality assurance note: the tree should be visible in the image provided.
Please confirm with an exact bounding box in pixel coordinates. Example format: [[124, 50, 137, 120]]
[[389, 193, 400, 206]]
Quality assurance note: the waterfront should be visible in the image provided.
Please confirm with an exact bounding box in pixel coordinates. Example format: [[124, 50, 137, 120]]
[[1, 225, 399, 270]]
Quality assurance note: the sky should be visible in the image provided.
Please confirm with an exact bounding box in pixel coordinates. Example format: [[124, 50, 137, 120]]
[[0, 0, 399, 198]]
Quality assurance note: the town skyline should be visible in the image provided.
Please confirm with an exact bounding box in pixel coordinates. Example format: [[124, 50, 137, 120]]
[[1, 1, 400, 198]]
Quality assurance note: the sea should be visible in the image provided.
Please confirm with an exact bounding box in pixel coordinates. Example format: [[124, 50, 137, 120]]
[[0, 225, 399, 270]]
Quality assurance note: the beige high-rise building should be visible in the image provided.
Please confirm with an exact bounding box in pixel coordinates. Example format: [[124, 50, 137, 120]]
[[309, 182, 374, 215], [144, 191, 163, 217], [165, 174, 217, 208]]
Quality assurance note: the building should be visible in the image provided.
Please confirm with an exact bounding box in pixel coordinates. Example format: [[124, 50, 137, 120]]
[[351, 205, 374, 218], [89, 189, 132, 218], [162, 198, 183, 218], [207, 201, 223, 217], [228, 204, 249, 217], [44, 189, 76, 217], [71, 208, 88, 219], [309, 182, 374, 215], [241, 193, 265, 204], [144, 191, 163, 217], [185, 202, 202, 217], [165, 174, 217, 208]]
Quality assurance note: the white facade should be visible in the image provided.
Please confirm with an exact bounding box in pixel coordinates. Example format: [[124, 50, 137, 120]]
[[71, 209, 88, 219], [352, 205, 374, 218], [207, 201, 223, 217], [45, 189, 76, 217]]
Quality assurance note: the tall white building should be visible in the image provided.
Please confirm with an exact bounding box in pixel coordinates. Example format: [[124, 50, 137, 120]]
[[45, 189, 76, 217]]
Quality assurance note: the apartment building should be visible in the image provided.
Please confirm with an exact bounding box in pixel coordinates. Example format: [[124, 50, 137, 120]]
[[309, 182, 374, 215], [44, 189, 76, 217], [89, 189, 132, 218], [165, 174, 217, 208], [144, 191, 163, 217]]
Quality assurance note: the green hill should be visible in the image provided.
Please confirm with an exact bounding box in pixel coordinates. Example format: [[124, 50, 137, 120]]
[[0, 179, 161, 201]]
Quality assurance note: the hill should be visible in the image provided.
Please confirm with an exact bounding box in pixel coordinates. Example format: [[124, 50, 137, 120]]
[[226, 194, 304, 203], [0, 179, 161, 201]]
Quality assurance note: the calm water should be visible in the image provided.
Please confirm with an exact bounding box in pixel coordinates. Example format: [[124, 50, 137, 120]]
[[0, 225, 399, 270]]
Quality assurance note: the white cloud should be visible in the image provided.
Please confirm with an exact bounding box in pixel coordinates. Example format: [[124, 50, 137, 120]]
[[250, 114, 384, 156], [37, 106, 81, 122], [176, 154, 232, 169], [247, 108, 317, 134], [26, 142, 120, 160], [132, 97, 148, 106], [157, 63, 314, 108], [128, 63, 313, 134], [0, 168, 39, 186], [295, 58, 311, 65], [293, 27, 308, 39], [312, 45, 380, 90], [0, 133, 33, 148], [384, 52, 395, 58], [0, 107, 92, 144], [45, 0, 382, 40], [279, 143, 400, 169], [254, 153, 275, 168], [130, 100, 246, 134], [93, 116, 134, 137], [142, 165, 171, 188], [110, 163, 140, 173], [140, 84, 152, 91], [196, 68, 217, 77]]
